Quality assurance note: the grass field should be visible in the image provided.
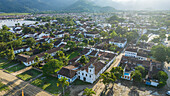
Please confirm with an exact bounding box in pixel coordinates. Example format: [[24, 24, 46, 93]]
[[5, 64, 26, 73], [31, 75, 69, 96], [67, 48, 82, 60], [0, 59, 17, 69], [0, 82, 9, 92], [72, 79, 90, 85], [17, 69, 42, 81], [0, 13, 30, 16]]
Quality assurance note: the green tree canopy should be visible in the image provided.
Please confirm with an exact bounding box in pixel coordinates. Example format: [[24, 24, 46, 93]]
[[83, 88, 96, 96], [131, 70, 142, 82], [42, 59, 63, 75]]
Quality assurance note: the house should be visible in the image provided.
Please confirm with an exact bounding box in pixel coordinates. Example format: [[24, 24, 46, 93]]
[[109, 37, 127, 48], [120, 56, 162, 83], [84, 31, 99, 38], [14, 46, 30, 54], [17, 45, 65, 66], [125, 47, 148, 61], [125, 48, 138, 58], [58, 65, 78, 83]]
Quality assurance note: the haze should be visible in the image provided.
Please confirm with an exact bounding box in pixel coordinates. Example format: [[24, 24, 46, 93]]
[[93, 0, 170, 10]]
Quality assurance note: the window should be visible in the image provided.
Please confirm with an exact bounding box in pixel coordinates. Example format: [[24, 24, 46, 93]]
[[90, 70, 91, 72], [86, 74, 87, 76], [90, 75, 91, 78], [82, 73, 84, 75]]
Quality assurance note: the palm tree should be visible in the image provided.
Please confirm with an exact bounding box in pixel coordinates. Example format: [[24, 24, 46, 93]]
[[100, 72, 117, 92], [83, 88, 96, 96], [57, 77, 69, 95]]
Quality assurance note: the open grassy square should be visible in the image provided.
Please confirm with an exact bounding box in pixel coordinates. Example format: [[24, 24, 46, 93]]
[[67, 48, 82, 59], [17, 69, 42, 81], [5, 64, 26, 73], [0, 82, 9, 92], [31, 76, 63, 95]]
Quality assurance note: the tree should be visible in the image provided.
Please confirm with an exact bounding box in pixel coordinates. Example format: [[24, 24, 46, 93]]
[[140, 34, 148, 41], [23, 27, 34, 34], [26, 37, 36, 47], [100, 72, 117, 90], [57, 77, 69, 95], [125, 31, 139, 42], [165, 20, 170, 28], [65, 41, 76, 50], [64, 34, 70, 40], [34, 56, 39, 62], [78, 34, 84, 39], [151, 45, 167, 62], [44, 53, 53, 62], [157, 71, 168, 81], [2, 25, 10, 31], [83, 88, 96, 96], [42, 59, 63, 75], [135, 66, 145, 75], [79, 55, 87, 64], [7, 47, 15, 61], [151, 37, 160, 43], [131, 70, 142, 82], [159, 33, 166, 41], [110, 67, 123, 79], [42, 42, 53, 51], [110, 30, 118, 38], [83, 39, 89, 45], [100, 31, 108, 39]]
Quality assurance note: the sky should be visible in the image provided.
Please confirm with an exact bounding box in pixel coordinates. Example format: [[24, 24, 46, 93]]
[[94, 0, 170, 10]]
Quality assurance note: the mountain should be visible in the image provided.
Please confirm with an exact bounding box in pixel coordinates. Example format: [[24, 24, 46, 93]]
[[0, 0, 115, 13], [64, 0, 116, 13]]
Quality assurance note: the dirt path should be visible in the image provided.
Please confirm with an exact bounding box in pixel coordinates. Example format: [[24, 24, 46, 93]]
[[11, 66, 32, 76], [0, 70, 52, 96]]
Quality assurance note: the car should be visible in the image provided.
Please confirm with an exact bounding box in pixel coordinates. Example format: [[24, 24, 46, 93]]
[[167, 91, 170, 95]]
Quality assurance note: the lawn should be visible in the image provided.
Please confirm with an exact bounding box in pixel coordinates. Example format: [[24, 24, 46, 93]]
[[31, 76, 69, 96], [0, 13, 30, 16], [17, 69, 42, 81], [5, 64, 26, 73], [72, 79, 90, 85], [0, 82, 9, 92], [0, 59, 17, 69], [67, 48, 82, 59], [68, 51, 80, 59]]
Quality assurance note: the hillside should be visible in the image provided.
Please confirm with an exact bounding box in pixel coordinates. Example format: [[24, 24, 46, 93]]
[[65, 0, 116, 13], [0, 0, 115, 13]]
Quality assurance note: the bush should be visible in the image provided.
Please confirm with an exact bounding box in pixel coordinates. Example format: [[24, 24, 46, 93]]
[[158, 81, 166, 88]]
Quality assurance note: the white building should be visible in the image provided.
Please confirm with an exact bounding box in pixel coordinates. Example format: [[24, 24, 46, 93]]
[[109, 37, 127, 48]]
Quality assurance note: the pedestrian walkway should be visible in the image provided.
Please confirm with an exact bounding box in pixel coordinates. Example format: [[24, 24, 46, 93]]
[[0, 70, 52, 96], [11, 66, 32, 76]]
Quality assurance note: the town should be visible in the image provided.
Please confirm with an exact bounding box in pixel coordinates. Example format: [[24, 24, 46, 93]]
[[0, 11, 170, 96]]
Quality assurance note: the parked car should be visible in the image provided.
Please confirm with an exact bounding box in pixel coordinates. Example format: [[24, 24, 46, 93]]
[[167, 91, 170, 95]]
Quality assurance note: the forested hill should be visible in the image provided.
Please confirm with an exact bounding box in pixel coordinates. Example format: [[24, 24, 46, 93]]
[[64, 0, 116, 13], [0, 0, 116, 13]]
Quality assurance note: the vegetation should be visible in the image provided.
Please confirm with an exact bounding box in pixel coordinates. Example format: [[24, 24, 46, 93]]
[[42, 59, 63, 75], [83, 88, 96, 96], [57, 77, 69, 95], [17, 69, 42, 81], [0, 82, 9, 91], [131, 70, 142, 82], [5, 64, 26, 73]]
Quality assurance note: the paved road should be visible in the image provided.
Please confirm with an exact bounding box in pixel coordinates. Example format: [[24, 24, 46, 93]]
[[0, 70, 52, 96]]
